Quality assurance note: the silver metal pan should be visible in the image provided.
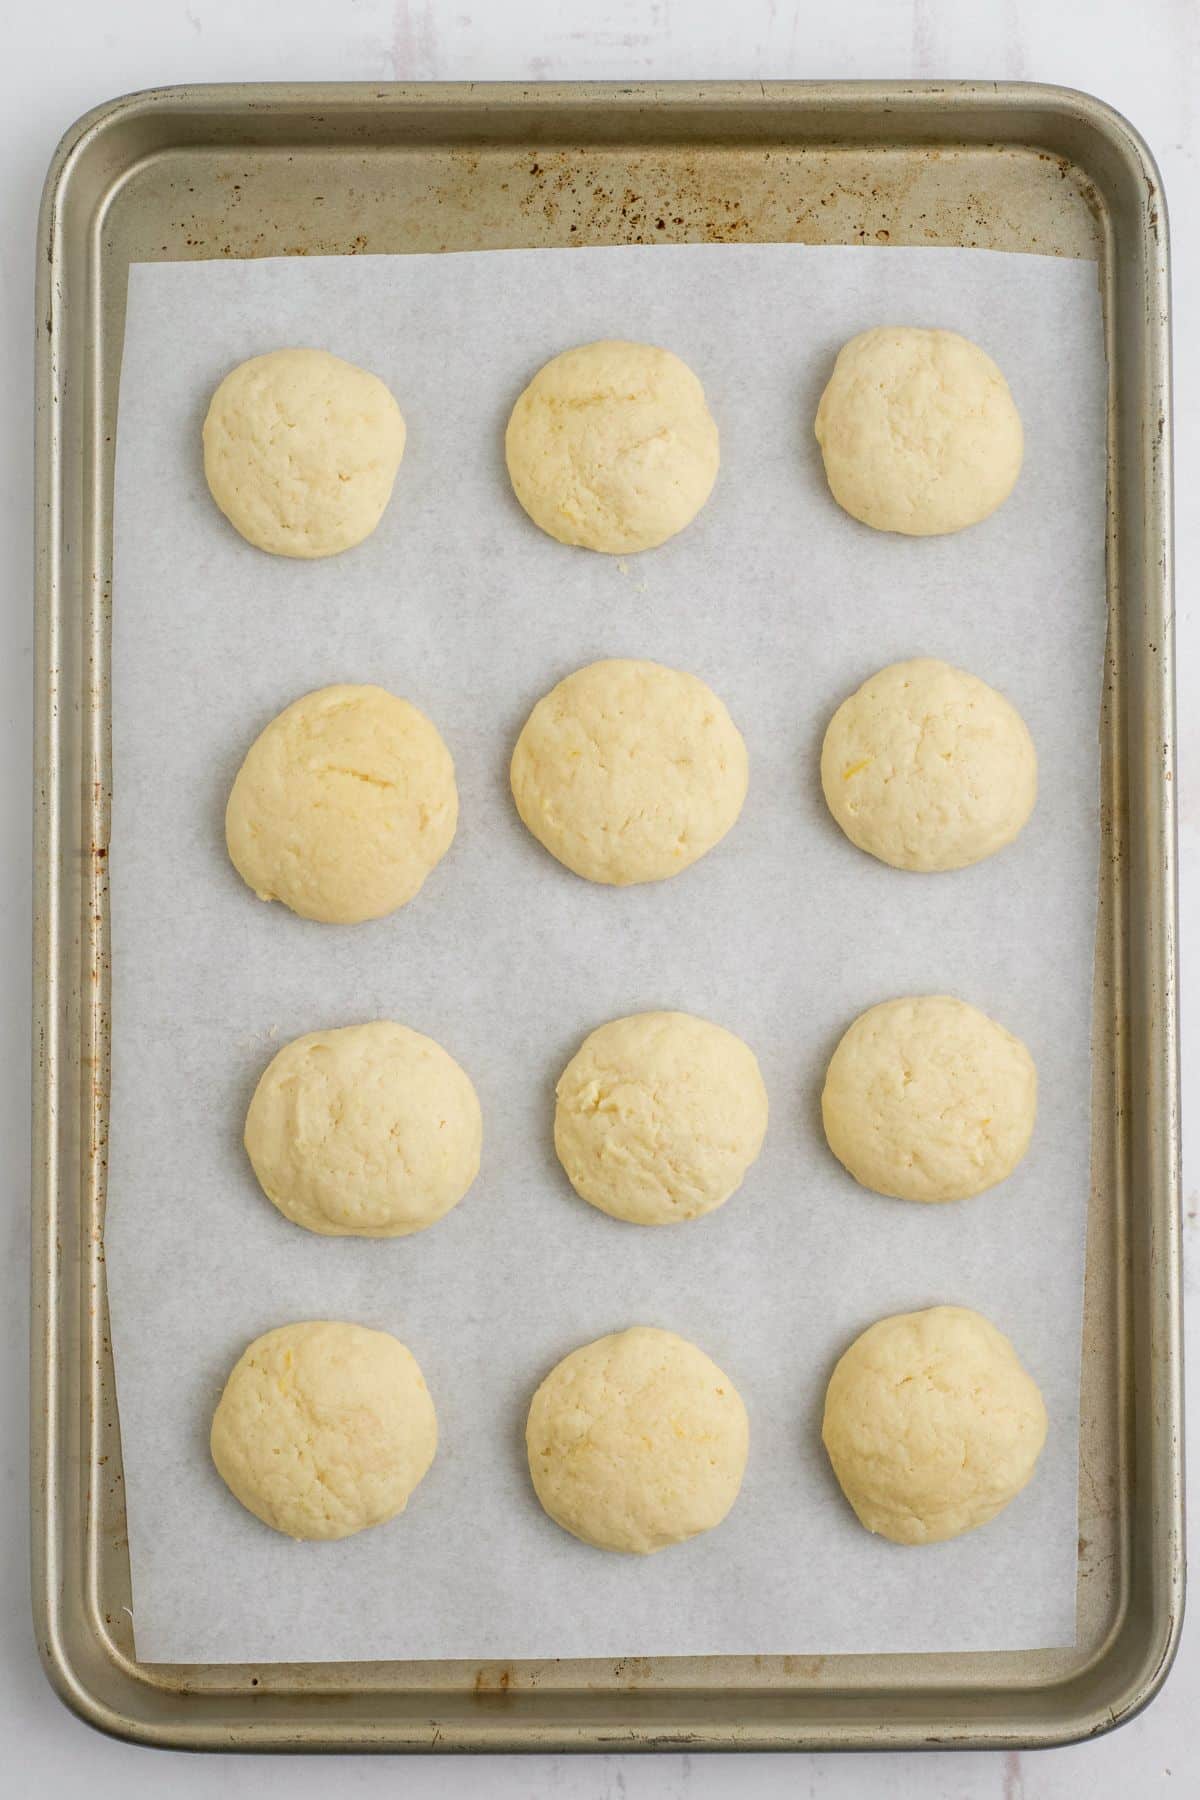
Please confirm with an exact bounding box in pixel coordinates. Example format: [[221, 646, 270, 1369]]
[[32, 80, 1181, 1751]]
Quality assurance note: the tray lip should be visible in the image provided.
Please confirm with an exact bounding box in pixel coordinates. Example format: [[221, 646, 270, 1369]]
[[31, 76, 1182, 1754], [31, 72, 1187, 180]]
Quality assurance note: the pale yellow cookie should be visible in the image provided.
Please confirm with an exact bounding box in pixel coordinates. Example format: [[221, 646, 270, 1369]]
[[821, 995, 1036, 1202], [822, 1306, 1048, 1544], [526, 1326, 749, 1553], [505, 340, 719, 553], [821, 658, 1037, 871], [210, 1321, 437, 1540], [814, 327, 1023, 535], [554, 1011, 768, 1225], [202, 348, 406, 557], [245, 1021, 482, 1237], [225, 683, 457, 924], [510, 658, 748, 885]]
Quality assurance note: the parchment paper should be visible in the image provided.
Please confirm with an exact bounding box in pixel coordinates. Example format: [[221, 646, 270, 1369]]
[[107, 243, 1106, 1663]]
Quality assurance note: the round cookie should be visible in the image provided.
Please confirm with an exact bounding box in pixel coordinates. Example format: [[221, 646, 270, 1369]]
[[822, 1305, 1048, 1544], [821, 658, 1037, 872], [510, 658, 748, 885], [554, 1011, 768, 1226], [245, 1021, 482, 1238], [210, 1321, 437, 1540], [202, 348, 406, 557], [526, 1326, 749, 1553], [225, 683, 457, 924], [821, 995, 1036, 1203], [505, 340, 719, 553], [814, 327, 1023, 536]]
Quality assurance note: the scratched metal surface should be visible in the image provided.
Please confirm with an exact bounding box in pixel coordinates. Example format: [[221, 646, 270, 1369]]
[[31, 80, 1181, 1752]]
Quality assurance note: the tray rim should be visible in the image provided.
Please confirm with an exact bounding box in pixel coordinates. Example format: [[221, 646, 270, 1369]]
[[31, 76, 1183, 1754]]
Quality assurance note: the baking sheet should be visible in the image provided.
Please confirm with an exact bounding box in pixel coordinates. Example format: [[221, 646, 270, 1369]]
[[106, 243, 1105, 1664]]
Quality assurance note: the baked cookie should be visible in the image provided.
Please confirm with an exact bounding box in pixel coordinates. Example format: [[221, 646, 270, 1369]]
[[203, 348, 406, 557], [554, 1011, 767, 1225], [245, 1021, 482, 1237], [210, 1321, 437, 1540], [821, 658, 1037, 872], [510, 659, 747, 885], [505, 340, 719, 552], [822, 1305, 1047, 1544], [225, 684, 457, 924], [821, 995, 1036, 1202], [814, 327, 1023, 535], [526, 1326, 749, 1553]]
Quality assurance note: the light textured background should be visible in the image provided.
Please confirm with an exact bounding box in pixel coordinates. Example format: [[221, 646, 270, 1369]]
[[1, 2, 1194, 1795]]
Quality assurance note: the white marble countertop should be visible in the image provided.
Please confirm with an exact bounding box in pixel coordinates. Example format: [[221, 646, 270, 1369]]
[[2, 4, 1193, 1795]]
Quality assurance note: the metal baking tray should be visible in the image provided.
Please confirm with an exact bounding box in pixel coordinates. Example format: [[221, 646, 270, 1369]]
[[32, 79, 1181, 1752]]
